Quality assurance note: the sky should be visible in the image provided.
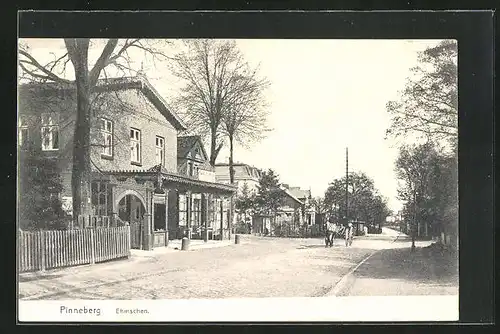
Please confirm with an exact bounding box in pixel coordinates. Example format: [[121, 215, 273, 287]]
[[19, 38, 443, 212]]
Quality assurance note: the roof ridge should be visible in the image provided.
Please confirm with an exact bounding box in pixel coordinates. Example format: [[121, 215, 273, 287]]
[[19, 75, 188, 131]]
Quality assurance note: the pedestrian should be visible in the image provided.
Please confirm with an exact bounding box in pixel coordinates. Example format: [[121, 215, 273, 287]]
[[345, 222, 354, 247], [324, 221, 337, 247]]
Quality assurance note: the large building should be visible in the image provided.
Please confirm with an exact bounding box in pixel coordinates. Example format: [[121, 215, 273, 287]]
[[18, 76, 236, 250], [214, 163, 262, 195]]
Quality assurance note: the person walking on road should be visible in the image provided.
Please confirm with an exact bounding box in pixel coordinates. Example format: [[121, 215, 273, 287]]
[[345, 222, 354, 247], [325, 221, 336, 247]]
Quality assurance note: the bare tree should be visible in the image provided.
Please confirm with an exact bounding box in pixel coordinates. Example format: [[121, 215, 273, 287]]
[[18, 38, 170, 220], [222, 72, 271, 184], [169, 39, 266, 166]]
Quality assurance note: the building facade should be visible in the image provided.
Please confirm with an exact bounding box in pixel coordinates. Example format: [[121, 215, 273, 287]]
[[215, 163, 262, 231], [214, 163, 262, 195], [285, 185, 316, 227], [18, 77, 236, 250]]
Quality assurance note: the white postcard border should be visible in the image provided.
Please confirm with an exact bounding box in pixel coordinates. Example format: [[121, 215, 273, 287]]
[[19, 296, 459, 322]]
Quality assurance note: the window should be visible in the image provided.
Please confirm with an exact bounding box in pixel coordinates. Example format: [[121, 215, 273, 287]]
[[187, 161, 198, 177], [208, 198, 214, 228], [91, 181, 110, 216], [100, 118, 113, 157], [178, 194, 187, 226], [130, 128, 141, 164], [18, 115, 29, 150], [41, 113, 59, 151], [191, 197, 201, 228], [215, 199, 222, 227], [155, 136, 165, 166]]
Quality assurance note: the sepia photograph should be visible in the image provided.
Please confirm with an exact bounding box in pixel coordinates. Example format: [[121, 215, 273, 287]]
[[17, 36, 459, 322]]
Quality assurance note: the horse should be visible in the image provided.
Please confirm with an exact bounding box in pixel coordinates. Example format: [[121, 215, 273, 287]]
[[324, 222, 341, 247]]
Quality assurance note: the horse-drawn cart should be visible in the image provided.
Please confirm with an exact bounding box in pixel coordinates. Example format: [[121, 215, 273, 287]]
[[324, 222, 354, 247]]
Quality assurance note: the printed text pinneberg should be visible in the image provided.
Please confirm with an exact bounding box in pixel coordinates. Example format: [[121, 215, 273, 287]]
[[60, 305, 101, 316]]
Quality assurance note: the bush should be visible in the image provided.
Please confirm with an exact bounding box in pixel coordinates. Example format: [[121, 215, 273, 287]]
[[18, 149, 69, 231], [234, 221, 251, 234]]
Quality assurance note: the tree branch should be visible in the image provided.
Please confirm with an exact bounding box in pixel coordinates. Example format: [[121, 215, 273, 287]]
[[19, 50, 72, 84]]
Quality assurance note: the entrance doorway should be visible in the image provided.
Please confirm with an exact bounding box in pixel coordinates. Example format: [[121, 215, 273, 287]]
[[154, 203, 166, 231], [118, 194, 146, 249]]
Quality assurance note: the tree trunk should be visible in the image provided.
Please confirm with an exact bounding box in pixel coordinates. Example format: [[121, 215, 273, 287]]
[[229, 134, 235, 184], [69, 41, 92, 223], [209, 129, 222, 166], [229, 195, 233, 239], [228, 134, 235, 238]]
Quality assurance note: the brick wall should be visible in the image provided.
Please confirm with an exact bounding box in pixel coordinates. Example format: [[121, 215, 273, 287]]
[[90, 89, 178, 173], [18, 88, 77, 198], [18, 86, 181, 199]]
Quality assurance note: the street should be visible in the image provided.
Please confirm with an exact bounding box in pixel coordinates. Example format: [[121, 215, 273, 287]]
[[19, 229, 457, 301]]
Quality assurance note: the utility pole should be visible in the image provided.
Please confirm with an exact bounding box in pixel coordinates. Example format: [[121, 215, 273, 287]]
[[345, 147, 349, 226]]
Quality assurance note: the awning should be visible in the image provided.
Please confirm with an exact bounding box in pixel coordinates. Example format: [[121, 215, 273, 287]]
[[92, 166, 237, 195]]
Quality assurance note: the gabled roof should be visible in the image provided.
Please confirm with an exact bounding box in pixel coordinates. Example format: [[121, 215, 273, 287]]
[[214, 163, 262, 180], [288, 187, 311, 200], [18, 76, 187, 131], [147, 164, 169, 174], [177, 135, 209, 162], [282, 188, 304, 205]]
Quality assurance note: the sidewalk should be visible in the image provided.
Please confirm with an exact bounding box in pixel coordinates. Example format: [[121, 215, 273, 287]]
[[19, 238, 238, 284], [335, 242, 459, 296], [130, 238, 236, 258]]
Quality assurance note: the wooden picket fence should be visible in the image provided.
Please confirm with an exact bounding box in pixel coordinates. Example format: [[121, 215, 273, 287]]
[[18, 226, 131, 273], [77, 215, 113, 228]]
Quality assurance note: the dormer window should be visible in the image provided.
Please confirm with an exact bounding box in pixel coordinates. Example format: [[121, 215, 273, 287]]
[[41, 113, 59, 151], [186, 161, 199, 177]]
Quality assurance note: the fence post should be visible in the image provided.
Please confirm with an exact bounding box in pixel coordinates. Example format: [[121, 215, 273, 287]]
[[127, 224, 131, 255], [90, 228, 95, 264], [40, 230, 46, 271]]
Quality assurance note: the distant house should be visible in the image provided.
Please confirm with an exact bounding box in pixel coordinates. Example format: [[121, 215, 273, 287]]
[[285, 186, 316, 226], [248, 182, 315, 236], [18, 76, 236, 250], [215, 163, 262, 231], [214, 163, 262, 195], [272, 186, 304, 235]]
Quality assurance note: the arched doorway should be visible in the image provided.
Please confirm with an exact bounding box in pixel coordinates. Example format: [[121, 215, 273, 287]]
[[118, 194, 146, 223], [117, 193, 146, 249]]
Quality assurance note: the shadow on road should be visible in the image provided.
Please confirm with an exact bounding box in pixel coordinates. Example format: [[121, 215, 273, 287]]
[[353, 245, 458, 286], [19, 273, 65, 283], [297, 243, 347, 249], [297, 244, 328, 249]]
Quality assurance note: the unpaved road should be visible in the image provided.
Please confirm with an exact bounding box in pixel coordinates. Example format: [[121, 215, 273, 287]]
[[20, 235, 387, 300]]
